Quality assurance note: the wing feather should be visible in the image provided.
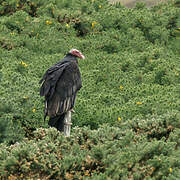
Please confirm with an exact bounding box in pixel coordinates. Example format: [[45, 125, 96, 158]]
[[40, 62, 70, 97], [40, 60, 82, 118]]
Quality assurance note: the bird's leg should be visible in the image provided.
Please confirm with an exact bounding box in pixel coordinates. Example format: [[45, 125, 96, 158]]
[[64, 111, 72, 137]]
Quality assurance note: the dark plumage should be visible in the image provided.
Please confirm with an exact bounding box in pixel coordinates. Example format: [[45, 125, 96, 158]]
[[39, 49, 85, 131]]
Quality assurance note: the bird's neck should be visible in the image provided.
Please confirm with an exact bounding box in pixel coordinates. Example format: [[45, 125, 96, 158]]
[[65, 53, 78, 63], [65, 53, 77, 59]]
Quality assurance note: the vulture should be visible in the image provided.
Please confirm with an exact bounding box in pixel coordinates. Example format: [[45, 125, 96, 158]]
[[39, 49, 85, 131]]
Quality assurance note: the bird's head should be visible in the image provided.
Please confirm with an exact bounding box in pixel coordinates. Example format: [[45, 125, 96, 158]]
[[69, 49, 85, 59]]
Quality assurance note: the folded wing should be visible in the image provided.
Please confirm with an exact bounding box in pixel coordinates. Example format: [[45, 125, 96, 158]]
[[40, 61, 82, 118]]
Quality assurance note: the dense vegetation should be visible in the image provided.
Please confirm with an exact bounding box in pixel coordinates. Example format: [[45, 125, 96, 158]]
[[0, 0, 180, 179]]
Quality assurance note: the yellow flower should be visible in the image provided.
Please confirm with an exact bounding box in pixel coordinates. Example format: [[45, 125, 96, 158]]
[[16, 3, 19, 7], [136, 102, 142, 105], [46, 20, 52, 25], [99, 5, 102, 8], [20, 61, 28, 67], [120, 85, 123, 90], [169, 168, 173, 173], [151, 167, 155, 172], [91, 21, 97, 29], [10, 32, 15, 36], [148, 59, 152, 63], [32, 108, 36, 113], [23, 96, 28, 100], [66, 23, 70, 28], [84, 170, 90, 176], [118, 117, 121, 121]]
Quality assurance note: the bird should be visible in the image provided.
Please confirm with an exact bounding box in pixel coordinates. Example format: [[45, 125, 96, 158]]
[[39, 49, 85, 132]]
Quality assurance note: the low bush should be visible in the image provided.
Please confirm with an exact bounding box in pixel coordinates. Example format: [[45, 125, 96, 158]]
[[0, 112, 180, 179], [0, 0, 180, 178]]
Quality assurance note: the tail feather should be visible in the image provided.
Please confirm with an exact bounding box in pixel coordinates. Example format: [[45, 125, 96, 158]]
[[48, 113, 66, 132]]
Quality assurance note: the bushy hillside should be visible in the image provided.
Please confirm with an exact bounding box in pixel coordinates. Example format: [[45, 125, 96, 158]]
[[0, 0, 180, 179], [0, 124, 180, 179]]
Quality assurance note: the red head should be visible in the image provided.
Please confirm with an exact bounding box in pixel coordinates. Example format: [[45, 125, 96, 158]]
[[69, 49, 85, 59]]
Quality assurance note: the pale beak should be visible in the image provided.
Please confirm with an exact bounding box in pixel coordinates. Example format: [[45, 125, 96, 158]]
[[81, 54, 85, 59]]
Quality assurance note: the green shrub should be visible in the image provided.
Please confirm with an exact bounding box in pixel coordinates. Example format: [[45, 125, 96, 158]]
[[0, 0, 179, 139], [0, 0, 180, 178], [0, 118, 179, 179]]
